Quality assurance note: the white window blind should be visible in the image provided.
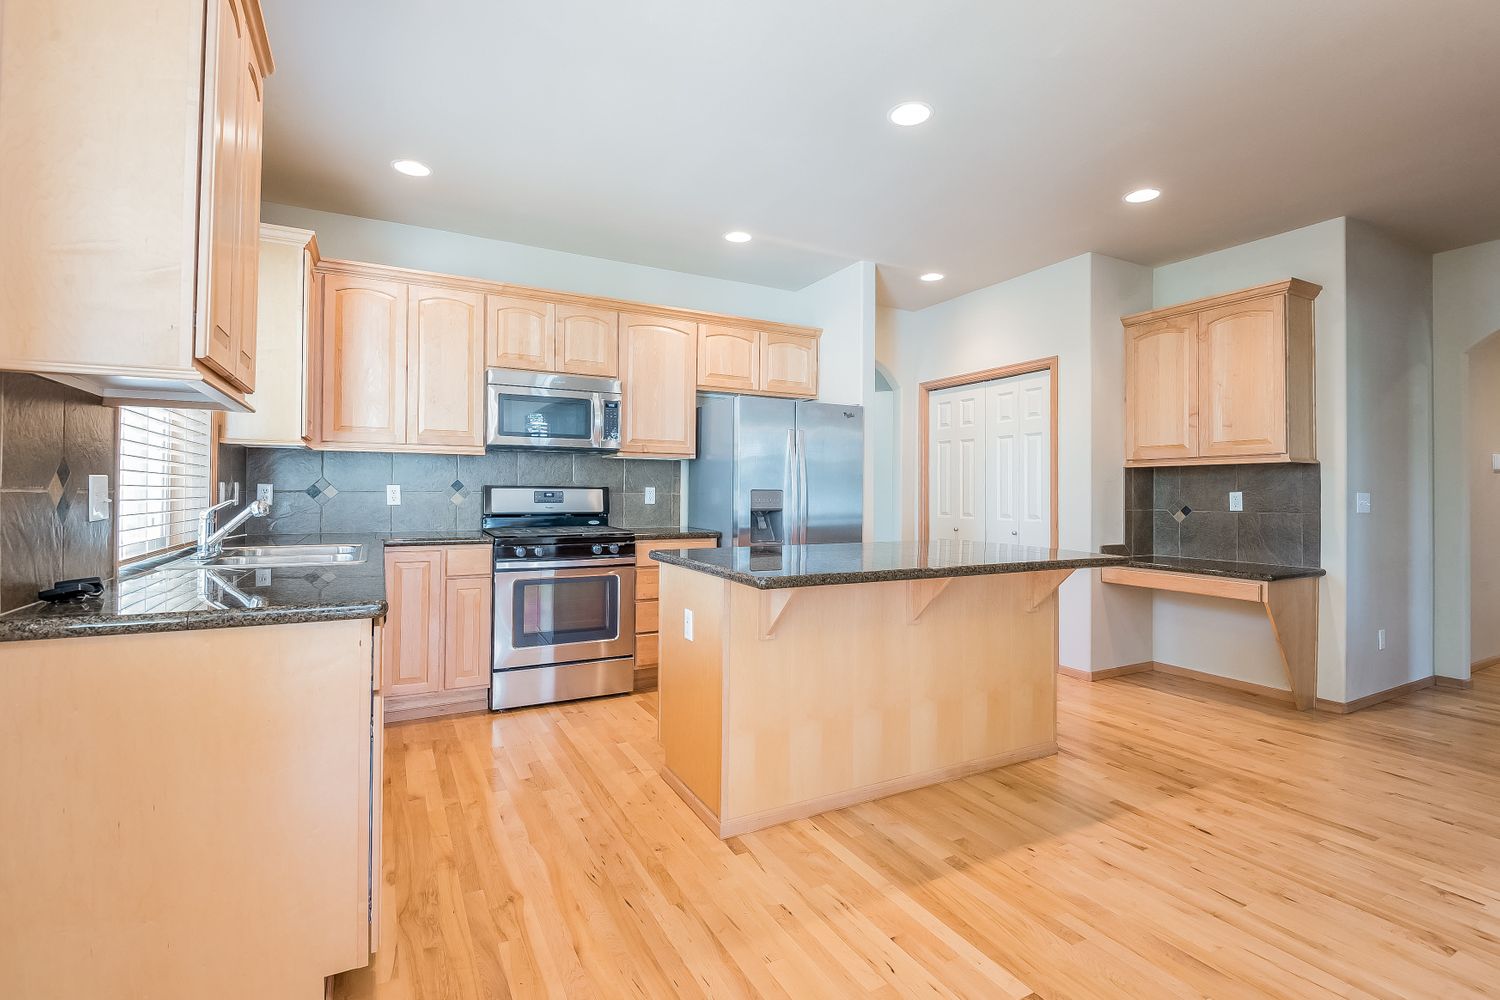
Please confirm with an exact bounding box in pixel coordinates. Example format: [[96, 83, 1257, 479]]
[[117, 407, 213, 562]]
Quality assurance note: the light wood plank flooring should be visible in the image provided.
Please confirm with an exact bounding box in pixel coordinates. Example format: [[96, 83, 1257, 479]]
[[336, 670, 1500, 999]]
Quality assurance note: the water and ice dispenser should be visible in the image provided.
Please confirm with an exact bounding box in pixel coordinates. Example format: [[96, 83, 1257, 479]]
[[748, 489, 784, 543]]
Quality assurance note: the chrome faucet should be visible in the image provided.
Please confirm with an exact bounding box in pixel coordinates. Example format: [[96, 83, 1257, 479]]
[[196, 498, 271, 559]]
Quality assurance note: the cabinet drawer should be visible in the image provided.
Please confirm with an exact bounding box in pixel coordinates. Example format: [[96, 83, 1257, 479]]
[[635, 566, 659, 601], [635, 536, 717, 567], [636, 599, 659, 635], [635, 632, 659, 668], [444, 544, 492, 578]]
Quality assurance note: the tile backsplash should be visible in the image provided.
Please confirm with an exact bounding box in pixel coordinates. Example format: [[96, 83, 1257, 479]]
[[237, 448, 682, 535], [0, 374, 116, 611], [1124, 463, 1321, 568]]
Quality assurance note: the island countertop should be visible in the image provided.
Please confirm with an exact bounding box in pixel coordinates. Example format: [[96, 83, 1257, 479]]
[[651, 541, 1125, 590]]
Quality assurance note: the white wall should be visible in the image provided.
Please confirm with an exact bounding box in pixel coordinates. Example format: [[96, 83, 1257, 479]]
[[1434, 239, 1500, 680], [1469, 335, 1500, 664], [1151, 218, 1350, 701], [1343, 219, 1434, 700], [877, 252, 1153, 671]]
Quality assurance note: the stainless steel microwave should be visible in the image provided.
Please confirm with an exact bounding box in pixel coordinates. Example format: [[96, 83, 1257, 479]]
[[485, 369, 622, 451]]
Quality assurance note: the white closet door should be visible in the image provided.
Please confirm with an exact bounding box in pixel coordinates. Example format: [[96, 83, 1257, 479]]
[[987, 370, 1051, 548], [928, 385, 987, 543]]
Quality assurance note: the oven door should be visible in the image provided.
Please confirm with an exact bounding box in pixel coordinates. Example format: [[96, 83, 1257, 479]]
[[493, 560, 635, 670], [487, 384, 611, 450]]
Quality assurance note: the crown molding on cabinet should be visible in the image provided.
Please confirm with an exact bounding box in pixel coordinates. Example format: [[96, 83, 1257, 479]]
[[1121, 278, 1323, 326]]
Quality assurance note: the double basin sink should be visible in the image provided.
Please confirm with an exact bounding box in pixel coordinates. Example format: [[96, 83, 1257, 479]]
[[169, 543, 367, 570]]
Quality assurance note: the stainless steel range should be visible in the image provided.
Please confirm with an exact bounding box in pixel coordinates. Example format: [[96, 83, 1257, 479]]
[[482, 486, 636, 710]]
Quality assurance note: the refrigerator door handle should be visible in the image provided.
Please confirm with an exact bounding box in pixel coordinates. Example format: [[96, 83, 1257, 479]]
[[784, 428, 799, 545], [796, 429, 809, 545]]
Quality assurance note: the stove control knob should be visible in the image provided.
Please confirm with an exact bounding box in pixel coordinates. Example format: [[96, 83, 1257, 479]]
[[512, 546, 526, 558], [530, 546, 544, 557], [608, 544, 621, 555], [592, 544, 604, 555]]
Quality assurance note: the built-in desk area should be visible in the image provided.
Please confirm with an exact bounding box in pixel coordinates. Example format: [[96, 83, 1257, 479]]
[[1101, 556, 1325, 709]]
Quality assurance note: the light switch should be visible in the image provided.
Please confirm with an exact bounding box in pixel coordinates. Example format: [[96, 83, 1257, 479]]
[[1229, 491, 1243, 512], [1492, 453, 1500, 473], [1355, 492, 1372, 514], [386, 485, 401, 505], [86, 474, 111, 523], [644, 486, 656, 505], [683, 608, 694, 641]]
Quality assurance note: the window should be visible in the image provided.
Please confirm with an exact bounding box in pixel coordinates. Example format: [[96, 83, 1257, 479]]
[[117, 407, 213, 562]]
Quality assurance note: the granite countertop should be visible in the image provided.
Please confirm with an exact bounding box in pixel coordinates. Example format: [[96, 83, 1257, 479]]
[[0, 532, 396, 643], [617, 527, 720, 541], [1117, 553, 1325, 582], [652, 541, 1125, 590]]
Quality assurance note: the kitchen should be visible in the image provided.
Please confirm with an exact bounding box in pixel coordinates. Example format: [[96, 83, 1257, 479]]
[[2, 2, 1500, 998]]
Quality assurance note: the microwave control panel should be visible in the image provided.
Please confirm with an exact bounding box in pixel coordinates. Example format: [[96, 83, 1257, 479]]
[[602, 400, 620, 441]]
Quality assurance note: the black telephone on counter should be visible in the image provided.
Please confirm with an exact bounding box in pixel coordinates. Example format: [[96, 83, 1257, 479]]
[[38, 577, 104, 603]]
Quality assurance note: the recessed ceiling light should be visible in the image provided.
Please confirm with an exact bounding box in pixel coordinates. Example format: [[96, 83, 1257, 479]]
[[1123, 187, 1160, 204], [919, 272, 945, 282], [391, 159, 431, 177], [888, 101, 933, 127], [723, 231, 753, 243]]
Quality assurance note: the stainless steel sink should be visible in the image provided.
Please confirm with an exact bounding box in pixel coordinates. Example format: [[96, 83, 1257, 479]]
[[171, 543, 367, 569]]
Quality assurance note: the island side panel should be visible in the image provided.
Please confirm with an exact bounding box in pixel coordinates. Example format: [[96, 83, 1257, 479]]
[[659, 565, 727, 821], [0, 619, 375, 1000], [718, 573, 1061, 833]]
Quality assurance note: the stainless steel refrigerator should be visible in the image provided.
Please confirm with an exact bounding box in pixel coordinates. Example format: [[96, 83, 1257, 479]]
[[688, 394, 864, 546]]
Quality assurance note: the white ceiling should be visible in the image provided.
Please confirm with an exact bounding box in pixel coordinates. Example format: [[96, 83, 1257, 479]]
[[260, 1, 1500, 310]]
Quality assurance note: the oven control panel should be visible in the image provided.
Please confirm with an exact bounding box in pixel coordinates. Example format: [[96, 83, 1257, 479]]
[[492, 539, 635, 566]]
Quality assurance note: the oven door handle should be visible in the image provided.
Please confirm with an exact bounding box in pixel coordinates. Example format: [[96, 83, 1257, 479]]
[[493, 557, 635, 572]]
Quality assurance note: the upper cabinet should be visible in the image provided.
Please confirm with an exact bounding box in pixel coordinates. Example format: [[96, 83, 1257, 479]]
[[222, 225, 318, 448], [619, 314, 699, 458], [555, 305, 619, 377], [304, 258, 819, 458], [486, 295, 555, 372], [1123, 279, 1320, 467], [696, 325, 819, 399], [758, 331, 819, 398], [0, 0, 273, 409], [407, 285, 485, 450]]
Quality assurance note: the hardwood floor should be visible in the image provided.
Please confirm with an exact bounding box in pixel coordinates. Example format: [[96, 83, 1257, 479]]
[[335, 670, 1500, 999]]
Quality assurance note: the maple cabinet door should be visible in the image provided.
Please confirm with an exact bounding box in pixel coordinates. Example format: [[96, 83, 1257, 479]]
[[757, 331, 818, 398], [442, 575, 493, 691], [619, 313, 698, 457], [486, 294, 555, 371], [697, 324, 759, 392], [1125, 315, 1199, 463], [1198, 294, 1287, 459], [382, 549, 444, 696], [556, 304, 619, 377], [320, 274, 408, 446], [407, 284, 484, 450]]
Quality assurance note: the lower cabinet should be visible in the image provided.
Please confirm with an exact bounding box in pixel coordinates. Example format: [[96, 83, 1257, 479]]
[[383, 545, 493, 722], [632, 536, 718, 688]]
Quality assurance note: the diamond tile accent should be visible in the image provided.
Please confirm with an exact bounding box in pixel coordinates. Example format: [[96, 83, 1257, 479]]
[[447, 478, 471, 506], [306, 477, 338, 505], [47, 458, 70, 513], [1172, 507, 1189, 523]]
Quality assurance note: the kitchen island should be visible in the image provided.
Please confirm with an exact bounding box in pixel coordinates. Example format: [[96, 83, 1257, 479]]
[[651, 542, 1126, 837]]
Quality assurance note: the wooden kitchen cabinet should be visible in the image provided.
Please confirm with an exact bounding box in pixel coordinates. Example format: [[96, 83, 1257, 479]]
[[1122, 279, 1320, 466], [222, 225, 318, 447], [1125, 314, 1199, 463], [384, 545, 495, 721], [758, 330, 819, 397], [620, 313, 700, 457], [382, 548, 443, 696], [631, 536, 718, 689], [556, 304, 620, 377], [407, 284, 485, 450], [0, 0, 273, 409], [486, 294, 555, 371], [698, 324, 761, 392], [320, 273, 409, 447]]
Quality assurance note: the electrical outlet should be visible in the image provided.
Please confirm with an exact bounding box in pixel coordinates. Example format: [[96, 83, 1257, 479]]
[[257, 483, 274, 504], [86, 474, 111, 523], [644, 486, 656, 505], [1355, 492, 1372, 514], [1229, 491, 1243, 512], [386, 484, 401, 505], [1493, 453, 1500, 473], [1377, 628, 1387, 651], [683, 608, 694, 642]]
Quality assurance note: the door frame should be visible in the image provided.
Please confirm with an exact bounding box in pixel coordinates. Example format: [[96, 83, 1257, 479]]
[[917, 356, 1059, 547]]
